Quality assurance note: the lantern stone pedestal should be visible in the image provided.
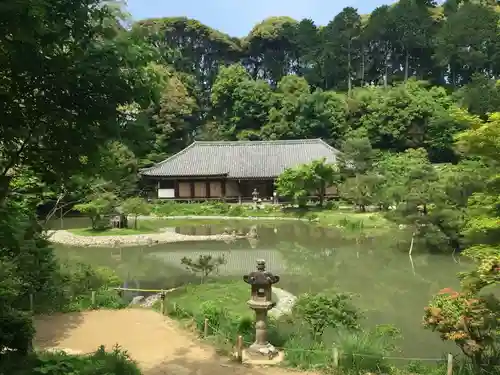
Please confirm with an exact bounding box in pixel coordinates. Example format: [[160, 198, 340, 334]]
[[242, 259, 282, 363]]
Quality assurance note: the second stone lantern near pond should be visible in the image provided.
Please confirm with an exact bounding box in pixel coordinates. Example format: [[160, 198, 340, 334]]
[[243, 259, 280, 359]]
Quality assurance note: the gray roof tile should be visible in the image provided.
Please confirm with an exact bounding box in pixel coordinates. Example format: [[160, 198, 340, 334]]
[[140, 139, 340, 178]]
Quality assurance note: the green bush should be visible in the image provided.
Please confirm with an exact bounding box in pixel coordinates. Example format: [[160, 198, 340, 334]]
[[0, 345, 141, 375], [324, 200, 339, 210], [151, 201, 236, 217], [55, 263, 126, 312]]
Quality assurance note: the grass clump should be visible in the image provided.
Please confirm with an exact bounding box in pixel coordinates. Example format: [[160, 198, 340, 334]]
[[0, 345, 141, 375], [47, 262, 127, 313], [67, 220, 166, 236]]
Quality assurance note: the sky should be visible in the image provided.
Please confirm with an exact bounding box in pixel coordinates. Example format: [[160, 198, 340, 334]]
[[126, 0, 396, 37]]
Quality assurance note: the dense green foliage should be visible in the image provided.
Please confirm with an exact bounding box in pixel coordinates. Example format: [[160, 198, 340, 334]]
[[0, 346, 141, 375]]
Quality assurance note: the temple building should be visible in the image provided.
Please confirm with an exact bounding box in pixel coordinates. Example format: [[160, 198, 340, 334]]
[[140, 139, 340, 201]]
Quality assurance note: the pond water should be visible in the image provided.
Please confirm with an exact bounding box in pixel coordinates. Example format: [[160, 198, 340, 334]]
[[51, 217, 467, 358]]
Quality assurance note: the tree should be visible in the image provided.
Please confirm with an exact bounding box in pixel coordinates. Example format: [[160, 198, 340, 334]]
[[338, 134, 377, 176], [276, 159, 340, 207], [320, 7, 362, 93], [293, 292, 360, 339], [423, 249, 500, 371], [339, 174, 381, 212], [180, 255, 227, 283], [153, 74, 198, 156], [120, 197, 150, 229], [434, 1, 499, 86], [423, 111, 500, 372], [0, 0, 149, 203], [375, 149, 441, 250], [454, 74, 500, 118], [0, 260, 35, 354], [74, 193, 118, 230], [389, 0, 435, 82], [243, 16, 298, 85], [210, 64, 274, 140]]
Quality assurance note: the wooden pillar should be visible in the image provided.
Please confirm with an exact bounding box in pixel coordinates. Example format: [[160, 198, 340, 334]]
[[174, 180, 179, 198], [237, 180, 242, 204], [190, 181, 195, 198], [221, 180, 226, 200], [206, 181, 211, 199]]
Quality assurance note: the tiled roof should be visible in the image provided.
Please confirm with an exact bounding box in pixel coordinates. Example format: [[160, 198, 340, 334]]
[[140, 139, 340, 178]]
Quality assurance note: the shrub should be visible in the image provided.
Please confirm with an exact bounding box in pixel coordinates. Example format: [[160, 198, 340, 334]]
[[324, 200, 339, 210], [54, 263, 126, 312], [227, 204, 244, 216], [292, 292, 361, 339], [0, 345, 141, 375]]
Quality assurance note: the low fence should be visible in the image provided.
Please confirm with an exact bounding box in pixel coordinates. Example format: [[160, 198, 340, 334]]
[[27, 288, 457, 374]]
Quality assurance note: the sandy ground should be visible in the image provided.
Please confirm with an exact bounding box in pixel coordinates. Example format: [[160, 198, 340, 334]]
[[34, 309, 316, 375]]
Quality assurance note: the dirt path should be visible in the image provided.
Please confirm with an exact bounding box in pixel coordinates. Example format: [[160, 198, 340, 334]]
[[34, 309, 316, 375]]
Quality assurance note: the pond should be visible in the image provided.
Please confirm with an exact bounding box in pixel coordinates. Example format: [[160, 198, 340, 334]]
[[51, 217, 467, 358]]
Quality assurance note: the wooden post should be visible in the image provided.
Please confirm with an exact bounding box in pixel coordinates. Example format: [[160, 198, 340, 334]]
[[160, 290, 165, 315], [29, 294, 34, 312], [332, 347, 339, 368], [237, 335, 243, 363], [204, 318, 209, 337], [91, 291, 96, 307], [447, 353, 453, 375]]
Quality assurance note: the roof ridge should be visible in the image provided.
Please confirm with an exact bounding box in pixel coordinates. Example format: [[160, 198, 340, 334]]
[[193, 139, 325, 145]]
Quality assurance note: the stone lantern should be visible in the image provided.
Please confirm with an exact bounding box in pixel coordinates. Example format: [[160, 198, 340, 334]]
[[243, 259, 280, 359]]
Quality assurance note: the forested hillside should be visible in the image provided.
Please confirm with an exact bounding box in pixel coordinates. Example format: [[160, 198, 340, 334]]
[[120, 0, 500, 166], [4, 0, 499, 202]]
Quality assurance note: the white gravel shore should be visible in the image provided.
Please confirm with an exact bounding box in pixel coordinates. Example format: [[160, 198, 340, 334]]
[[134, 214, 307, 221], [47, 229, 237, 248]]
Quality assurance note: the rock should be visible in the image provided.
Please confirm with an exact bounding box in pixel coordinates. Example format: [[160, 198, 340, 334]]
[[140, 293, 161, 308], [129, 296, 145, 305], [269, 287, 297, 318]]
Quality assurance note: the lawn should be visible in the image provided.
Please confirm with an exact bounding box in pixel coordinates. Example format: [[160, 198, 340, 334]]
[[315, 210, 393, 230], [67, 204, 394, 236], [68, 227, 159, 236], [162, 280, 265, 317], [67, 220, 165, 236]]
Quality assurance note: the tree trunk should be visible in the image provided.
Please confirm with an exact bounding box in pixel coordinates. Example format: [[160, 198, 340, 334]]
[[360, 46, 365, 87], [0, 176, 11, 206], [347, 40, 352, 96], [134, 214, 138, 230], [383, 44, 390, 88], [404, 49, 409, 82]]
